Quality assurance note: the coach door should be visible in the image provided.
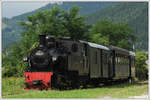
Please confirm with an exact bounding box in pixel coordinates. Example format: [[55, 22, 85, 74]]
[[82, 43, 89, 75], [102, 50, 109, 78], [108, 52, 114, 78], [89, 47, 101, 78]]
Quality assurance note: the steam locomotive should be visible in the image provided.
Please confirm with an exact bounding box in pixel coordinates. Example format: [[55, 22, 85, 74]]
[[24, 34, 135, 90]]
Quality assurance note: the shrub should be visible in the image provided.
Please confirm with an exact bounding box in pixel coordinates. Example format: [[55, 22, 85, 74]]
[[135, 51, 148, 80]]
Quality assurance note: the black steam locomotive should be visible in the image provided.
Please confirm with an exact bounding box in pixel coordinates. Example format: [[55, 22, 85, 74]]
[[24, 34, 135, 90]]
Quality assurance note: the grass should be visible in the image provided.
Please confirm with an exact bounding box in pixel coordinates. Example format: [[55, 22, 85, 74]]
[[2, 77, 148, 98]]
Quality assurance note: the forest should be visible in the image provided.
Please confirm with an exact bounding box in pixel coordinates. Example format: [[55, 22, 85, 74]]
[[2, 2, 148, 51], [2, 6, 148, 81]]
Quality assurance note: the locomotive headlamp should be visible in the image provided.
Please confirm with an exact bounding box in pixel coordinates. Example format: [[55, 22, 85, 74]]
[[23, 57, 28, 62], [52, 56, 57, 61]]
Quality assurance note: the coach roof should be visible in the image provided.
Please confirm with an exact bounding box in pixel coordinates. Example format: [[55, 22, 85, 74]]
[[79, 40, 109, 50], [110, 46, 130, 55]]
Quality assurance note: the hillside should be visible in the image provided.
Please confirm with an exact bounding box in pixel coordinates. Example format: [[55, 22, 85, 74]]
[[11, 2, 117, 21], [86, 2, 148, 50], [2, 2, 148, 51], [2, 2, 117, 51], [2, 18, 22, 50]]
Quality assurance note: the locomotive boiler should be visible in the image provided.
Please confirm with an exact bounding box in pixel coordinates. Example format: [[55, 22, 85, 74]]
[[24, 34, 135, 90]]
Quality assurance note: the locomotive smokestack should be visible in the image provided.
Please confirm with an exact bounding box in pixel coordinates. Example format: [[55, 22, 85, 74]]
[[39, 34, 46, 46]]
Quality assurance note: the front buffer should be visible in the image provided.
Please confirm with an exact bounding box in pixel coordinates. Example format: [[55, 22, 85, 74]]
[[24, 72, 53, 90]]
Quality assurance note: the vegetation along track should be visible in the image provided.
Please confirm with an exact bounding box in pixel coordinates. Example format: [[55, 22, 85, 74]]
[[2, 77, 148, 98]]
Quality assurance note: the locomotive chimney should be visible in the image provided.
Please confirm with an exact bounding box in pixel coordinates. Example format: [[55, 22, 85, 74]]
[[39, 34, 46, 46]]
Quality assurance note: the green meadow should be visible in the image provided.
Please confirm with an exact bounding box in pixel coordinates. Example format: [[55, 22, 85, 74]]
[[2, 77, 148, 98]]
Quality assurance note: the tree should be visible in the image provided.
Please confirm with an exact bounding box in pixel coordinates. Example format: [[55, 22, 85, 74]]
[[2, 6, 90, 77], [135, 51, 148, 80], [91, 33, 109, 45], [62, 6, 90, 40], [90, 19, 136, 50], [19, 5, 90, 53]]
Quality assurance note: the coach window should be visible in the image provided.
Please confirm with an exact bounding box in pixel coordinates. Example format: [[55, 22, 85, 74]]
[[115, 57, 118, 64], [82, 47, 85, 56], [118, 57, 120, 64], [120, 57, 122, 64], [84, 44, 87, 56], [104, 53, 108, 64], [127, 57, 129, 64], [127, 57, 128, 64], [107, 53, 109, 64], [105, 53, 107, 64], [95, 51, 97, 64], [126, 58, 128, 64], [124, 57, 126, 64], [103, 53, 105, 64], [126, 57, 128, 64], [124, 57, 127, 64], [121, 57, 123, 64], [126, 57, 129, 64], [123, 57, 125, 64], [122, 57, 124, 64], [110, 54, 113, 64], [117, 57, 119, 64]]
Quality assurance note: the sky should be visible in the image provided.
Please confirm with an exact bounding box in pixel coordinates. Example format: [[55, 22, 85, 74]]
[[2, 1, 52, 18]]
